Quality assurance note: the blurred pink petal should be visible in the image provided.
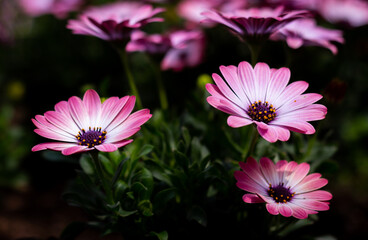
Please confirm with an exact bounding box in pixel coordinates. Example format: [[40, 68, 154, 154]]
[[271, 18, 344, 54], [67, 2, 165, 41], [18, 0, 84, 18], [201, 6, 310, 41]]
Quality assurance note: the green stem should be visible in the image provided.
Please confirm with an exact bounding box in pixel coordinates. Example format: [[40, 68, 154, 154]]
[[90, 151, 114, 205], [247, 39, 266, 66], [150, 57, 168, 110], [118, 48, 143, 109], [242, 126, 259, 159]]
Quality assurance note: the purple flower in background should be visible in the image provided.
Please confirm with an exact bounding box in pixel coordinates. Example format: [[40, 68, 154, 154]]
[[177, 0, 247, 27], [67, 2, 164, 42], [127, 30, 205, 71], [126, 30, 171, 55], [206, 61, 327, 142], [162, 30, 205, 71], [32, 89, 152, 155], [18, 0, 83, 18], [317, 0, 368, 27], [201, 6, 310, 41], [270, 18, 345, 54], [235, 157, 332, 219]]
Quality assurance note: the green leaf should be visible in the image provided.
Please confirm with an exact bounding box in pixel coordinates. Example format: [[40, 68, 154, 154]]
[[114, 180, 129, 201], [181, 126, 191, 150], [79, 155, 94, 174], [150, 231, 168, 240], [137, 144, 154, 159], [138, 199, 153, 217], [174, 150, 189, 171], [153, 187, 176, 210], [186, 205, 207, 227], [111, 157, 128, 187], [117, 207, 138, 217]]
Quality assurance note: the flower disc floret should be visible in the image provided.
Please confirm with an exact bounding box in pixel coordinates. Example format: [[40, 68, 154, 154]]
[[247, 100, 276, 123], [76, 127, 106, 147]]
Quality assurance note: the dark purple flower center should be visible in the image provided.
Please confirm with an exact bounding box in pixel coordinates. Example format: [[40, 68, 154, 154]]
[[76, 127, 106, 148], [267, 183, 295, 203], [247, 100, 276, 123]]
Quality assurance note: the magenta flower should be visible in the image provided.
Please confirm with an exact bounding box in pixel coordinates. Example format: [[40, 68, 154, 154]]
[[270, 18, 344, 55], [235, 157, 332, 219], [317, 0, 368, 27], [201, 6, 309, 41], [126, 30, 171, 55], [177, 0, 246, 27], [32, 89, 152, 155], [127, 29, 205, 71], [67, 2, 164, 41], [206, 61, 327, 142], [18, 0, 84, 19]]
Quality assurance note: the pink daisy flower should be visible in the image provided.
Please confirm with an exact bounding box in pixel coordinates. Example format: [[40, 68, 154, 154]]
[[201, 6, 309, 41], [234, 157, 332, 219], [32, 89, 152, 155], [126, 29, 205, 71], [317, 0, 368, 27], [18, 0, 84, 19], [270, 18, 345, 55], [206, 61, 327, 142], [67, 2, 165, 41], [177, 0, 247, 27]]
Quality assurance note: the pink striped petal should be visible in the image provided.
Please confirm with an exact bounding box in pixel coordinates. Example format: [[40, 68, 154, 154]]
[[95, 143, 118, 152], [61, 145, 90, 155], [220, 65, 250, 107], [278, 93, 323, 115], [254, 62, 271, 101], [32, 142, 77, 152], [34, 129, 75, 142], [288, 203, 308, 219], [287, 162, 310, 188], [234, 171, 265, 194], [266, 203, 279, 215], [260, 157, 278, 186], [212, 73, 243, 107], [83, 89, 102, 127], [292, 199, 330, 211], [238, 61, 257, 103], [242, 194, 265, 203], [113, 139, 133, 148], [273, 81, 309, 108], [255, 122, 278, 143], [227, 115, 253, 128], [271, 119, 316, 134], [100, 96, 129, 129], [105, 96, 136, 132], [68, 96, 89, 129], [294, 178, 328, 193], [239, 158, 269, 187], [294, 190, 332, 201], [279, 204, 293, 217], [273, 126, 290, 141], [266, 67, 291, 103]]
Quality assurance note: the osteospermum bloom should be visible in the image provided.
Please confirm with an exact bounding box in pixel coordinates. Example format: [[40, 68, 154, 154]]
[[32, 89, 152, 155], [206, 61, 327, 142], [235, 157, 332, 219], [270, 18, 344, 55], [127, 29, 205, 71], [201, 6, 309, 41], [18, 0, 84, 19], [67, 2, 164, 41], [177, 0, 246, 27]]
